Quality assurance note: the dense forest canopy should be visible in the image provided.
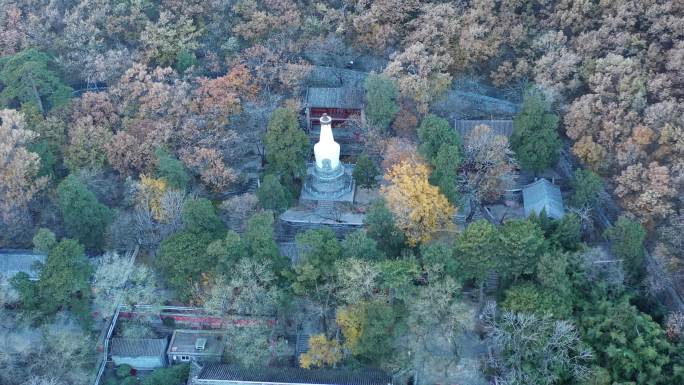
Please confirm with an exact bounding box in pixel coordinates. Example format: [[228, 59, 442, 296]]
[[1, 1, 684, 385], [1, 0, 681, 239]]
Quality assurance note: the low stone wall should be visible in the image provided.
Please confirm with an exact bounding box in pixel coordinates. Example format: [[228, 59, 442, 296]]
[[277, 217, 363, 242]]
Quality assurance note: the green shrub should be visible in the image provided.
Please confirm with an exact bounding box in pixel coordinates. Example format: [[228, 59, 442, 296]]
[[364, 74, 399, 131], [604, 216, 646, 280], [181, 198, 225, 236], [256, 174, 291, 213], [511, 88, 561, 172], [141, 364, 189, 385], [116, 364, 133, 378], [155, 149, 190, 190], [174, 50, 197, 73], [352, 154, 378, 189], [121, 377, 139, 385], [32, 228, 56, 253], [57, 174, 112, 251], [570, 169, 603, 208]]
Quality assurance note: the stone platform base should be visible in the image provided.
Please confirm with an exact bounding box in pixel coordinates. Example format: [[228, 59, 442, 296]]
[[300, 163, 355, 204]]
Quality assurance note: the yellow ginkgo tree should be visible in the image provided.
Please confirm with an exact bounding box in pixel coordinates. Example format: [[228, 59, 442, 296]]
[[336, 305, 365, 355], [381, 160, 456, 245], [299, 334, 342, 369], [136, 175, 167, 221]]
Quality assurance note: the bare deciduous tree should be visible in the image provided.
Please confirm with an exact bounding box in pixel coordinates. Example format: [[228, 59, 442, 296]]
[[0, 109, 47, 229], [92, 251, 161, 319], [159, 190, 187, 232], [204, 258, 281, 317], [223, 322, 287, 368], [577, 247, 625, 294], [134, 207, 162, 249], [22, 376, 68, 385], [0, 274, 19, 307], [0, 314, 94, 385], [220, 193, 259, 232], [461, 124, 517, 212], [484, 305, 592, 385], [335, 258, 381, 305], [405, 277, 474, 384]]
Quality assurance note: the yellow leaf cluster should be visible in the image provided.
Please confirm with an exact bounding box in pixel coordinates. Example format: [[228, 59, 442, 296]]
[[137, 175, 167, 221], [381, 160, 456, 245], [299, 334, 342, 369], [336, 305, 365, 354]]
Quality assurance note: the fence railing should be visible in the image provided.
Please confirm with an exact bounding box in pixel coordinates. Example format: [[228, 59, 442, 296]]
[[92, 245, 139, 385], [93, 306, 122, 385]]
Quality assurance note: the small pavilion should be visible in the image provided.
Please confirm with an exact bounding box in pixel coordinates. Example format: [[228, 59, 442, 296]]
[[304, 87, 364, 131], [522, 178, 565, 220]]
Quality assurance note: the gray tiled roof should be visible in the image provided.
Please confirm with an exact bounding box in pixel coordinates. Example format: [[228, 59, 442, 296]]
[[306, 87, 365, 109], [196, 364, 392, 385], [454, 119, 514, 138], [110, 338, 168, 357], [435, 90, 520, 119], [0, 250, 45, 280], [305, 67, 368, 88], [522, 179, 565, 220]]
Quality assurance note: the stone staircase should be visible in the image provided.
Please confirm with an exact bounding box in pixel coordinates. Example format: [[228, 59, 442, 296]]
[[315, 200, 336, 219], [275, 221, 298, 242], [484, 271, 499, 295], [295, 332, 311, 358], [245, 177, 259, 193], [220, 177, 259, 199]]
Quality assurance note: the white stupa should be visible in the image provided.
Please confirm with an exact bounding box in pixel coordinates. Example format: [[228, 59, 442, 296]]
[[301, 113, 355, 202], [314, 114, 340, 170]]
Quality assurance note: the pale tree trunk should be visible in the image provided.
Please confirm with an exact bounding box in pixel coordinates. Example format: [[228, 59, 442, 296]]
[[28, 74, 45, 115]]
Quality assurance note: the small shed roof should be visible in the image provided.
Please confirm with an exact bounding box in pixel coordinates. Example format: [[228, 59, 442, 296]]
[[306, 87, 364, 109], [0, 250, 45, 280], [110, 338, 168, 358], [454, 119, 514, 138], [196, 364, 392, 385], [522, 179, 565, 220], [168, 330, 224, 357]]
